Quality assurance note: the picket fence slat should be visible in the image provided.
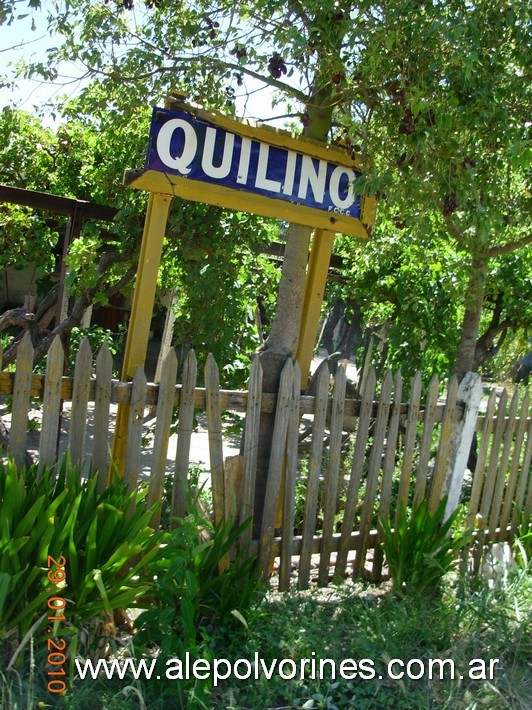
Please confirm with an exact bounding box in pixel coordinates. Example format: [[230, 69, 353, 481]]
[[488, 390, 518, 537], [69, 338, 92, 471], [240, 353, 263, 544], [499, 391, 529, 535], [414, 373, 439, 506], [9, 332, 33, 469], [299, 364, 330, 589], [335, 368, 376, 578], [260, 358, 293, 580], [124, 367, 147, 493], [513, 418, 532, 528], [480, 390, 508, 529], [353, 370, 393, 578], [171, 349, 197, 522], [318, 361, 348, 586], [473, 390, 509, 571], [205, 353, 225, 528], [148, 348, 178, 526], [372, 370, 403, 580], [279, 362, 301, 591], [93, 342, 113, 491], [466, 390, 497, 531], [395, 371, 422, 523], [430, 375, 459, 510], [39, 337, 64, 472]]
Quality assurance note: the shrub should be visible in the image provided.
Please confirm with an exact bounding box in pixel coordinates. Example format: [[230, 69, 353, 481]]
[[134, 493, 263, 707], [0, 455, 164, 665], [379, 497, 470, 597]]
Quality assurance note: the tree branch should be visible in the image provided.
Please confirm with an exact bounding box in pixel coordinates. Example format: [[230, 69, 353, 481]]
[[83, 55, 308, 104], [0, 308, 35, 332], [486, 234, 532, 257]]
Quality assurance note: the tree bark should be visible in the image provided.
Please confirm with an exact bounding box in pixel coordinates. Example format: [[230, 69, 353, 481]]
[[453, 257, 488, 380], [251, 76, 340, 532]]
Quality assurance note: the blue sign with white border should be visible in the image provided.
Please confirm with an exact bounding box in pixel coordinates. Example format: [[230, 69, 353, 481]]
[[146, 107, 362, 220]]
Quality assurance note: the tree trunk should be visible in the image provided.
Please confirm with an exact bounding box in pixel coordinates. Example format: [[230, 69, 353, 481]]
[[454, 257, 488, 380], [252, 82, 338, 533]]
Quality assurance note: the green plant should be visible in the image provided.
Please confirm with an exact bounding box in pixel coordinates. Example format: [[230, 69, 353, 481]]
[[134, 493, 263, 706], [379, 497, 470, 597], [513, 510, 531, 569], [0, 455, 164, 665]]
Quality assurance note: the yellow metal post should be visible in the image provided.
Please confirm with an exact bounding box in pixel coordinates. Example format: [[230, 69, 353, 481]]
[[110, 192, 172, 477], [296, 228, 336, 389]]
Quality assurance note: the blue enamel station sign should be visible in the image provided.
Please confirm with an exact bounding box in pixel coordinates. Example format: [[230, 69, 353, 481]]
[[146, 107, 363, 221]]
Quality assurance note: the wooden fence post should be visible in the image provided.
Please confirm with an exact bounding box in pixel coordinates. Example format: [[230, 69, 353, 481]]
[[443, 371, 483, 521]]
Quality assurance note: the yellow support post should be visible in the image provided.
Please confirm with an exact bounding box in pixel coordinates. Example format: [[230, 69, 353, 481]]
[[110, 192, 172, 478], [296, 228, 336, 389]]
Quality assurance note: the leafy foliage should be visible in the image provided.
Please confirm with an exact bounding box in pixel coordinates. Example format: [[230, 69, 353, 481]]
[[135, 498, 262, 653], [379, 497, 471, 597], [133, 494, 263, 707], [0, 456, 164, 664], [2, 0, 531, 380]]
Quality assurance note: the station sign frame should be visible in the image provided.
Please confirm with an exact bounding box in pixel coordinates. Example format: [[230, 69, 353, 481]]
[[124, 97, 376, 239]]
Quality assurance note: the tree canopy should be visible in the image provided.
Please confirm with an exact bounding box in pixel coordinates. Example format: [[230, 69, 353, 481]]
[[1, 0, 531, 384]]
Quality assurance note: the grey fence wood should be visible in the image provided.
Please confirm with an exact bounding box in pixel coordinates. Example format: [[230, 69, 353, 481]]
[[9, 333, 33, 469], [38, 337, 64, 473], [171, 349, 197, 523], [1, 340, 530, 590], [93, 342, 113, 491]]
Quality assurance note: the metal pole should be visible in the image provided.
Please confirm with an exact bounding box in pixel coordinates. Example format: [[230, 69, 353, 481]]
[[110, 192, 172, 478], [296, 228, 335, 388]]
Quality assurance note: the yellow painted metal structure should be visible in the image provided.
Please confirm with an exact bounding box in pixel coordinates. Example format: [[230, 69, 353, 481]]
[[296, 229, 336, 387], [110, 99, 376, 474], [110, 192, 172, 477]]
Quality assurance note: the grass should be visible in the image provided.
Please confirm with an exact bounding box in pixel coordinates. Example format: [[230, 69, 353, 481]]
[[2, 562, 530, 709]]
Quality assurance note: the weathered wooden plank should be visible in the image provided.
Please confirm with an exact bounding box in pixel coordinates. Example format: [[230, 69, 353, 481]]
[[239, 354, 263, 546], [524, 453, 532, 520], [500, 391, 529, 535], [512, 417, 532, 529], [395, 371, 422, 523], [443, 373, 483, 521], [298, 365, 330, 590], [466, 390, 497, 527], [123, 367, 147, 493], [0, 368, 470, 424], [318, 361, 347, 586], [429, 375, 459, 511], [205, 353, 225, 528], [479, 390, 508, 528], [148, 348, 178, 527], [488, 389, 518, 537], [353, 370, 392, 578], [334, 368, 376, 579], [259, 358, 293, 580], [251, 521, 506, 561], [8, 332, 34, 469], [473, 389, 508, 571], [93, 342, 113, 492], [279, 362, 301, 591], [69, 338, 93, 470], [39, 337, 65, 473], [171, 350, 197, 523], [372, 370, 403, 580], [413, 374, 439, 506]]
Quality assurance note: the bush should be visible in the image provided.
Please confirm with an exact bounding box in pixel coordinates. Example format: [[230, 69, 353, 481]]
[[379, 497, 470, 597], [0, 455, 164, 666], [134, 493, 263, 707]]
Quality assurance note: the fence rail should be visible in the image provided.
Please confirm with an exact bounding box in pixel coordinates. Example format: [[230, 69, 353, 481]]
[[1, 333, 530, 588]]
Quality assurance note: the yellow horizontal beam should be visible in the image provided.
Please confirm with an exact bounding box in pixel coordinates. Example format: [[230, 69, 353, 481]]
[[166, 95, 364, 169], [124, 168, 371, 239]]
